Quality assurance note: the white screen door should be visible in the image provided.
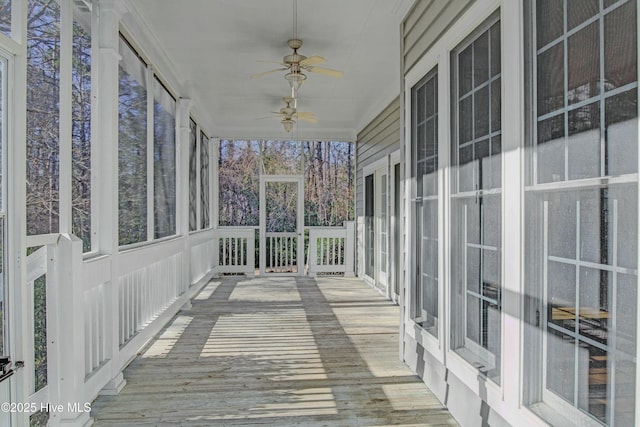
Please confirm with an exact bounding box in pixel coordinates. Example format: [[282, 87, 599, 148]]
[[259, 176, 304, 275], [0, 53, 13, 426]]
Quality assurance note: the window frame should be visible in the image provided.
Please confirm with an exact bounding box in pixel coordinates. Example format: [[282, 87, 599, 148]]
[[409, 67, 440, 339], [117, 34, 179, 249], [523, 1, 640, 425], [449, 11, 504, 385]]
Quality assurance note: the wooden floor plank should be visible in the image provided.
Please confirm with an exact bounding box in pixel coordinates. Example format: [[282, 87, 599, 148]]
[[91, 276, 457, 426]]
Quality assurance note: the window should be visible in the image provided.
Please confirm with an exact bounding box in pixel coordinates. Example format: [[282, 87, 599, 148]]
[[118, 37, 148, 246], [0, 0, 10, 38], [200, 131, 210, 229], [411, 70, 439, 336], [26, 0, 61, 236], [364, 174, 374, 278], [451, 18, 502, 384], [189, 119, 197, 231], [0, 55, 7, 358], [525, 1, 637, 425], [118, 36, 177, 246], [153, 78, 176, 239], [379, 173, 388, 276], [71, 5, 92, 252]]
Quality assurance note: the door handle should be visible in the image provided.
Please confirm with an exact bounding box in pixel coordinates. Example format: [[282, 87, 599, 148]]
[[0, 357, 14, 384]]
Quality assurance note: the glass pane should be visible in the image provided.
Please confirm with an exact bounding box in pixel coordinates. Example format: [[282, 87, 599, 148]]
[[467, 294, 481, 344], [547, 260, 576, 328], [474, 86, 490, 139], [459, 45, 472, 96], [476, 138, 490, 189], [604, 1, 637, 90], [34, 275, 47, 392], [72, 10, 92, 252], [218, 140, 262, 227], [548, 193, 576, 259], [200, 132, 210, 229], [483, 194, 501, 248], [567, 0, 599, 30], [0, 0, 9, 37], [490, 136, 501, 189], [613, 186, 638, 269], [473, 31, 489, 86], [567, 22, 600, 104], [416, 85, 425, 122], [459, 96, 473, 144], [537, 0, 563, 48], [153, 78, 176, 239], [458, 144, 474, 193], [491, 79, 501, 132], [266, 181, 297, 233], [547, 329, 576, 403], [567, 103, 600, 180], [467, 247, 480, 294], [577, 340, 608, 423], [189, 120, 197, 231], [27, 0, 61, 236], [606, 89, 638, 176], [579, 189, 612, 265], [490, 22, 500, 77], [260, 140, 302, 175], [537, 43, 564, 116], [537, 114, 565, 183], [365, 174, 374, 277], [118, 37, 148, 246]]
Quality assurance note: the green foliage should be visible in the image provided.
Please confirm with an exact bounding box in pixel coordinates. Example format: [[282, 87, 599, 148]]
[[33, 276, 47, 392], [218, 140, 354, 228]]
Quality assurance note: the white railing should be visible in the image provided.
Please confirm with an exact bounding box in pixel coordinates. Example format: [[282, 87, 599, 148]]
[[190, 228, 217, 283], [25, 245, 50, 411], [215, 227, 255, 276], [23, 230, 218, 426], [307, 221, 355, 277], [265, 232, 298, 274]]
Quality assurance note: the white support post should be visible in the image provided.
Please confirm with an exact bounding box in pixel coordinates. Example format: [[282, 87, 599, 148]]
[[50, 235, 91, 426], [211, 138, 219, 230], [58, 0, 73, 234], [95, 0, 126, 396], [344, 221, 355, 277], [176, 98, 193, 285], [308, 230, 317, 277]]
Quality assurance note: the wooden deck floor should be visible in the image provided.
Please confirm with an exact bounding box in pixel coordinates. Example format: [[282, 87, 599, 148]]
[[91, 276, 458, 426]]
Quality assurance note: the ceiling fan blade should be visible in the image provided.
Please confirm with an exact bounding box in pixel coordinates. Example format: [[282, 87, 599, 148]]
[[294, 112, 318, 123], [300, 55, 326, 66], [257, 60, 287, 65], [306, 66, 344, 78], [298, 116, 318, 124], [250, 68, 288, 79]]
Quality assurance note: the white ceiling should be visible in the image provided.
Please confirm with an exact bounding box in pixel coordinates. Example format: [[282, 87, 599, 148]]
[[122, 0, 414, 141]]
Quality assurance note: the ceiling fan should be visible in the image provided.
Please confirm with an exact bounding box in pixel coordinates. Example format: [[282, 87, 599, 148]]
[[269, 96, 317, 132], [251, 38, 344, 81]]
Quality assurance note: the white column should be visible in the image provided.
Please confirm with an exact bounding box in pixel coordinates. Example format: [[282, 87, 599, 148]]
[[501, 0, 524, 414], [10, 1, 29, 423], [176, 99, 193, 288], [176, 99, 192, 236], [95, 0, 126, 396], [50, 235, 90, 426], [58, 0, 73, 234], [211, 138, 219, 230], [344, 221, 355, 277]]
